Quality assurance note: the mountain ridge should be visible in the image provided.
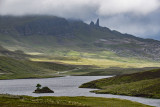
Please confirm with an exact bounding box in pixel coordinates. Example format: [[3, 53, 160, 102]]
[[0, 15, 160, 60]]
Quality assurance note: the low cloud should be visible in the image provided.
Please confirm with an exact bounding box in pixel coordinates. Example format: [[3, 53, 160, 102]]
[[97, 0, 160, 16], [0, 0, 160, 39], [0, 0, 160, 17], [99, 12, 160, 38]]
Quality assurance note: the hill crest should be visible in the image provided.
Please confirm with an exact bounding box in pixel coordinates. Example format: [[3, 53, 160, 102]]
[[0, 15, 160, 60]]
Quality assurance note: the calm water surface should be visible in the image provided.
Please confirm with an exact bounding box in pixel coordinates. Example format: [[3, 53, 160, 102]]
[[0, 76, 159, 107]]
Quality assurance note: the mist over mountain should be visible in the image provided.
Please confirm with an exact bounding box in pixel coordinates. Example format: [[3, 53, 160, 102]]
[[1, 0, 160, 39], [0, 15, 160, 60]]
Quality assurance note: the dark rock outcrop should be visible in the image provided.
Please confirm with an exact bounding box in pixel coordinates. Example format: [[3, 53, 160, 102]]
[[95, 18, 99, 27], [90, 21, 94, 26], [34, 86, 54, 93]]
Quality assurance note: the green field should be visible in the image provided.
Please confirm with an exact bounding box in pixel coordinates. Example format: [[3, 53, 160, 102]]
[[1, 54, 160, 79], [1, 43, 160, 79], [80, 69, 160, 98], [30, 54, 160, 76], [0, 94, 152, 107], [30, 50, 160, 68]]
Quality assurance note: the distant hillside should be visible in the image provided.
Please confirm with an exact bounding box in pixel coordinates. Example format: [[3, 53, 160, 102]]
[[0, 45, 29, 59], [0, 15, 160, 60], [0, 56, 74, 79], [80, 69, 160, 98]]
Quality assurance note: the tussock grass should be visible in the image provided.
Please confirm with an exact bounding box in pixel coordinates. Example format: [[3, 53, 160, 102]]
[[0, 94, 152, 107]]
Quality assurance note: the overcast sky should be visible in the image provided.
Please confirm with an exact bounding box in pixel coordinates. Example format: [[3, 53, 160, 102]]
[[0, 0, 160, 40]]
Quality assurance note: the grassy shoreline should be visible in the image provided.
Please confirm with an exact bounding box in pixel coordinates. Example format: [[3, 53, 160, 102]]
[[80, 69, 160, 99], [91, 78, 160, 99], [0, 94, 152, 107], [0, 75, 63, 80]]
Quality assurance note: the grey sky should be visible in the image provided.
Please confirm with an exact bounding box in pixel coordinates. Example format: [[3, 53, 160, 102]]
[[0, 0, 160, 39]]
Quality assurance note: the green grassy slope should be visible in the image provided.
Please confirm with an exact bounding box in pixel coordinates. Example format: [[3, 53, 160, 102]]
[[92, 78, 160, 98], [80, 69, 160, 98], [0, 94, 152, 107], [0, 45, 30, 59], [0, 56, 74, 79], [1, 44, 160, 78]]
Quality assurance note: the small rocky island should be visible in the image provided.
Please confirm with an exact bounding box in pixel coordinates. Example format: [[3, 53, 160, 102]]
[[33, 84, 54, 93]]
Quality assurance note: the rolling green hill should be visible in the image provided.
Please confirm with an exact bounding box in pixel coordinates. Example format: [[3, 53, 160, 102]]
[[0, 56, 75, 79], [80, 69, 160, 98], [0, 15, 160, 60], [1, 45, 159, 79], [0, 45, 30, 59]]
